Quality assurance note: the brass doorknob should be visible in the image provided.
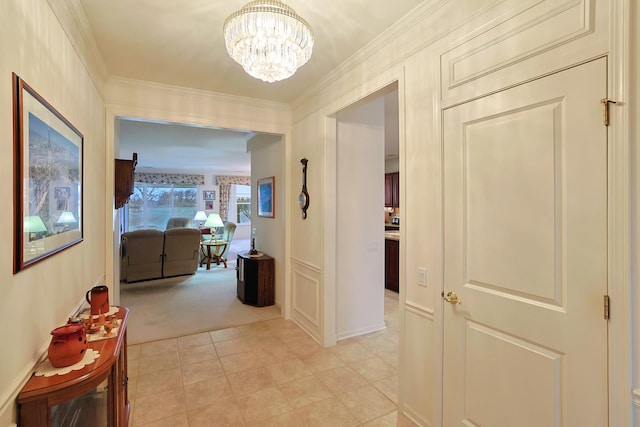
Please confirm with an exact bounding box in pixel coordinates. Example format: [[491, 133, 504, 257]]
[[444, 291, 461, 305]]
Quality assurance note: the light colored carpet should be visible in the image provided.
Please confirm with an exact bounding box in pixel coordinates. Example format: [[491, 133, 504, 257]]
[[121, 239, 281, 344]]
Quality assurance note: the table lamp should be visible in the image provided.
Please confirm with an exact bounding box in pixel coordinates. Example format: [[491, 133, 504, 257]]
[[24, 215, 47, 254], [57, 211, 78, 232], [24, 215, 47, 240], [204, 213, 224, 241], [193, 211, 207, 228]]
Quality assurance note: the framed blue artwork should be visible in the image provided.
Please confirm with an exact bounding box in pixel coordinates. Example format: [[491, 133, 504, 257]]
[[257, 176, 274, 218]]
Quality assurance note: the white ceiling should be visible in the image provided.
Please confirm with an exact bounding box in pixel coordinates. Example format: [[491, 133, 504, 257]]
[[79, 0, 414, 171], [117, 118, 255, 174]]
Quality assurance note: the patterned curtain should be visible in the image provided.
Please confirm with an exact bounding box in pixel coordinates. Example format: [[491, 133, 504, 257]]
[[216, 175, 251, 221], [134, 173, 205, 185]]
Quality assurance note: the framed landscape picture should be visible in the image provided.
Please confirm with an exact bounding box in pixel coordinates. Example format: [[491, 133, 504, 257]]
[[257, 176, 274, 218], [13, 73, 83, 273]]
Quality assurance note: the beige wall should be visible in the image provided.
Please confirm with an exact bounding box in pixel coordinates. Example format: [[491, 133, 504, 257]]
[[249, 135, 287, 308], [0, 1, 107, 424]]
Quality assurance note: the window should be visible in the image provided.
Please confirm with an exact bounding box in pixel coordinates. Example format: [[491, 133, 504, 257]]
[[235, 184, 251, 224], [127, 184, 197, 230]]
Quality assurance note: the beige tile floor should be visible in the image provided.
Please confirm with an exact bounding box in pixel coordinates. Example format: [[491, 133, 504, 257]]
[[127, 290, 417, 426]]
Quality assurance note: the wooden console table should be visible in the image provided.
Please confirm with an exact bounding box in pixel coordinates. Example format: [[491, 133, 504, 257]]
[[18, 307, 130, 427]]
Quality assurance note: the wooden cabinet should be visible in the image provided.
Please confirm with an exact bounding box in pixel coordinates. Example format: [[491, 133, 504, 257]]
[[115, 153, 137, 209], [385, 172, 399, 208], [385, 239, 399, 292], [18, 308, 130, 427], [237, 253, 275, 307]]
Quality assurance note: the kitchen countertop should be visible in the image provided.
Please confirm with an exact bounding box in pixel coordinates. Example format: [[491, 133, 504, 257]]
[[385, 231, 400, 241]]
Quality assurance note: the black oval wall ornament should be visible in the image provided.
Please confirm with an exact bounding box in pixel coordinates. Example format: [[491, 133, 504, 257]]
[[299, 158, 309, 219]]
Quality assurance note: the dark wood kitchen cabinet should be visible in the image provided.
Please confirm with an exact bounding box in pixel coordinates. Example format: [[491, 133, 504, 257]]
[[237, 252, 275, 307], [385, 238, 399, 292], [115, 153, 137, 209], [384, 172, 399, 208]]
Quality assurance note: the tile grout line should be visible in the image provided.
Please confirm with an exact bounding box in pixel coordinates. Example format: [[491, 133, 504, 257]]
[[128, 294, 408, 426]]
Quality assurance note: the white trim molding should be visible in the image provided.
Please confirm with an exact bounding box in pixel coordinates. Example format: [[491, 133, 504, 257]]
[[608, 0, 634, 426]]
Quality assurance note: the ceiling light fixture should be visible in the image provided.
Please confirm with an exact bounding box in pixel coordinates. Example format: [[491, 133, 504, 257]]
[[223, 0, 314, 83]]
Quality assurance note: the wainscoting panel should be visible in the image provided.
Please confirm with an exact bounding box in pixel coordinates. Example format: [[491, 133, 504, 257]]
[[402, 304, 435, 426], [290, 257, 322, 343], [440, 0, 607, 106]]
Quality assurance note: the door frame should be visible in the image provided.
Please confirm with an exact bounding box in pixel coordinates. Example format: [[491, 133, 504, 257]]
[[606, 1, 634, 425], [322, 77, 405, 347]]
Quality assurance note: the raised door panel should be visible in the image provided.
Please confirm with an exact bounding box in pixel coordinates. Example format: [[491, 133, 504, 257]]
[[391, 172, 399, 207], [385, 173, 400, 208], [385, 239, 399, 292], [385, 173, 394, 207], [440, 0, 608, 106]]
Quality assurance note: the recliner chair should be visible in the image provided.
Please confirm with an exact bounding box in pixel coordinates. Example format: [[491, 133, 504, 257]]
[[120, 228, 202, 282], [120, 229, 164, 282], [165, 217, 191, 229], [162, 228, 201, 277]]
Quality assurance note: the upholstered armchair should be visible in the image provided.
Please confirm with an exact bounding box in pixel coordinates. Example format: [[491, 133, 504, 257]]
[[218, 221, 237, 262]]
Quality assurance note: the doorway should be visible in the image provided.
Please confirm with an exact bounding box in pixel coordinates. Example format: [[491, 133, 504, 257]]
[[110, 116, 287, 318], [333, 81, 400, 341]]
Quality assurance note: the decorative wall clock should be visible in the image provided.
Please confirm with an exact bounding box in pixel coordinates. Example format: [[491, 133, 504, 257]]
[[299, 158, 309, 219]]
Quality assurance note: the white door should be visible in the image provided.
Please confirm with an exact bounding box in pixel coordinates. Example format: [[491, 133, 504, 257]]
[[442, 58, 608, 426]]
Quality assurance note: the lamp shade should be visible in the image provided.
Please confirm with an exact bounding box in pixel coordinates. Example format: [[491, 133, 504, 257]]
[[193, 211, 208, 222], [57, 211, 77, 223], [24, 216, 47, 233], [204, 213, 224, 228]]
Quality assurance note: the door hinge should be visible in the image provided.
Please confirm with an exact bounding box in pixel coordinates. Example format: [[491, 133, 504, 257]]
[[603, 295, 610, 320], [600, 98, 616, 126]]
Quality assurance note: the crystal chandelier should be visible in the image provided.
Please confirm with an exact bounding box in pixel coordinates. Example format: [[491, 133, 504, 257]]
[[223, 0, 314, 83]]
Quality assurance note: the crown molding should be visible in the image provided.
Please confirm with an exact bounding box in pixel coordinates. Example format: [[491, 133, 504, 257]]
[[47, 0, 109, 94], [105, 76, 291, 113], [291, 0, 449, 109]]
